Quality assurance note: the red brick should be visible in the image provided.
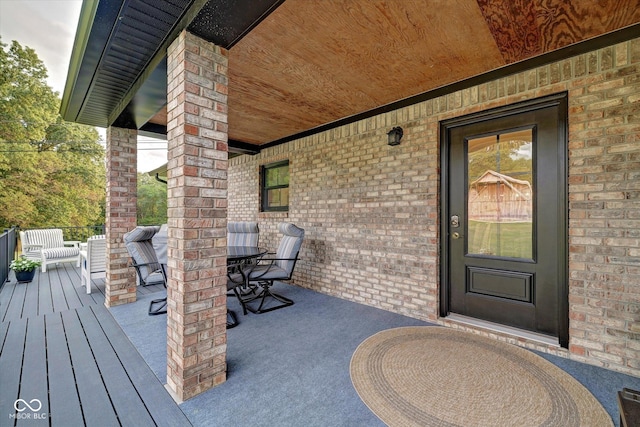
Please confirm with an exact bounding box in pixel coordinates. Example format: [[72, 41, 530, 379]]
[[105, 127, 137, 307], [166, 30, 229, 402]]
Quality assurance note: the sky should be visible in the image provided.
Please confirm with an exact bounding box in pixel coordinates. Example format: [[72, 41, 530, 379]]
[[0, 0, 167, 173]]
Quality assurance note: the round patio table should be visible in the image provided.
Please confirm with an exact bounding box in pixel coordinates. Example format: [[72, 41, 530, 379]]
[[227, 246, 268, 262]]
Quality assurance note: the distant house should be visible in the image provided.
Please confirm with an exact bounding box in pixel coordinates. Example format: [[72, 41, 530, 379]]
[[469, 170, 532, 222]]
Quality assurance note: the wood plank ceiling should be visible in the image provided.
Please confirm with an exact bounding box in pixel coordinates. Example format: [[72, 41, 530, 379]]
[[136, 0, 640, 147]]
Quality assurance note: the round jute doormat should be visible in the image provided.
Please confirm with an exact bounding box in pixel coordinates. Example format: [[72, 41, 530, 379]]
[[350, 327, 612, 427]]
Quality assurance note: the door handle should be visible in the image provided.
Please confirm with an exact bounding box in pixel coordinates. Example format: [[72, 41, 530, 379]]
[[450, 215, 459, 228]]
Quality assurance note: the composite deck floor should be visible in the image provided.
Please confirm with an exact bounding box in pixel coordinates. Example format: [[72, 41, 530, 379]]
[[0, 263, 189, 426]]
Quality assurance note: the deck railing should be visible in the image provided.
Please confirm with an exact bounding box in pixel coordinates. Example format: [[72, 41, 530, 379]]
[[0, 227, 17, 287], [52, 225, 107, 242], [16, 225, 106, 242]]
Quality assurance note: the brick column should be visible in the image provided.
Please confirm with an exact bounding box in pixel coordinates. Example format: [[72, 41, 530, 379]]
[[105, 126, 138, 307], [166, 30, 229, 401]]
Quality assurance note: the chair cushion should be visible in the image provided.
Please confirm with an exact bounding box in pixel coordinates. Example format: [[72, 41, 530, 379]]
[[42, 247, 80, 260], [227, 221, 259, 247], [247, 264, 289, 281], [227, 272, 245, 290], [25, 229, 65, 249], [145, 270, 165, 286], [152, 224, 168, 264], [87, 237, 107, 272], [124, 226, 160, 243], [274, 223, 305, 272], [278, 222, 304, 238], [124, 226, 161, 281]]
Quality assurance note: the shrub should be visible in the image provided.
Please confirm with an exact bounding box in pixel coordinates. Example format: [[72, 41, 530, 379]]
[[10, 256, 42, 272]]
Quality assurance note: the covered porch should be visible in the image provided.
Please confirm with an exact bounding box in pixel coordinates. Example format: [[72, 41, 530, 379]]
[[59, 0, 640, 403]]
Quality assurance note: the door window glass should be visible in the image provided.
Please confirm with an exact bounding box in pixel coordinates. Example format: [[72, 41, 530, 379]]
[[467, 129, 533, 259]]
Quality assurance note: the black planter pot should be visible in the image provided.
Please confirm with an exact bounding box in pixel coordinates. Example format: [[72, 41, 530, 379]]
[[15, 270, 36, 283]]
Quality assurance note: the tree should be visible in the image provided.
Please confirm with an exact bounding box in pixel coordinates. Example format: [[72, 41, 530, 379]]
[[0, 38, 105, 229], [468, 139, 533, 184], [0, 40, 58, 142], [137, 173, 167, 225]]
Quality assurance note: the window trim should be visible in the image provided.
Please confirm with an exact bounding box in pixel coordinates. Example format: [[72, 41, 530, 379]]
[[261, 160, 289, 212]]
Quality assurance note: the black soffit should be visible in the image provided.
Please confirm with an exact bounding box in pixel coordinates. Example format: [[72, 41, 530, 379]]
[[111, 0, 284, 155], [63, 0, 283, 144], [187, 0, 286, 48], [114, 0, 283, 156], [63, 0, 195, 128]]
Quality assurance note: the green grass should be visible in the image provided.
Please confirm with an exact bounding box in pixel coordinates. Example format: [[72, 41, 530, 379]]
[[468, 220, 532, 259]]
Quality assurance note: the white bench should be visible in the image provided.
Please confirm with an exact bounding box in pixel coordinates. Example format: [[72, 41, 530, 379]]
[[20, 229, 81, 272]]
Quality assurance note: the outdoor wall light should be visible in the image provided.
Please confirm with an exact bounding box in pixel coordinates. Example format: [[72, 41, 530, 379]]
[[387, 126, 403, 146]]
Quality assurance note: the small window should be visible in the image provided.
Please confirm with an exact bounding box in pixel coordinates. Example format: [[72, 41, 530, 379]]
[[261, 161, 289, 211]]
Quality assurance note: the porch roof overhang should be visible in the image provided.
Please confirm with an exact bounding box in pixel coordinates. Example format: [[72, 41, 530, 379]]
[[60, 0, 640, 155]]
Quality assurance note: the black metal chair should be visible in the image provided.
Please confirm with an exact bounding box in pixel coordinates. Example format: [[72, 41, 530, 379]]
[[123, 226, 167, 315], [227, 221, 261, 298], [226, 260, 249, 327], [240, 222, 305, 314], [123, 224, 250, 325]]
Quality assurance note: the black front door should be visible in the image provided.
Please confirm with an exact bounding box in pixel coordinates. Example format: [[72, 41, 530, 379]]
[[441, 94, 568, 346]]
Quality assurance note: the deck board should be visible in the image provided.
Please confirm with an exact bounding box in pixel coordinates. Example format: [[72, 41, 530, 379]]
[[46, 311, 85, 425], [61, 308, 121, 427], [37, 268, 53, 316], [18, 315, 50, 425], [92, 305, 191, 426], [0, 318, 27, 422], [0, 266, 190, 426], [60, 264, 85, 311], [2, 282, 26, 321], [78, 305, 157, 427], [0, 282, 15, 321], [21, 276, 40, 318], [0, 320, 8, 348], [48, 268, 69, 314], [1, 268, 162, 321]]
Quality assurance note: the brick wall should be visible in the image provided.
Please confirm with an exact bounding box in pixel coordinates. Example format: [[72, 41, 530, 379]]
[[166, 30, 229, 401], [565, 39, 640, 374], [229, 37, 640, 376], [105, 126, 138, 307]]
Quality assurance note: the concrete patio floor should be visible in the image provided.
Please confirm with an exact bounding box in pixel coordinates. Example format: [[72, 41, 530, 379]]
[[109, 278, 640, 427]]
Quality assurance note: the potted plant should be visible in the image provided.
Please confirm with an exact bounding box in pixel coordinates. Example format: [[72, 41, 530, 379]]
[[10, 256, 41, 283]]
